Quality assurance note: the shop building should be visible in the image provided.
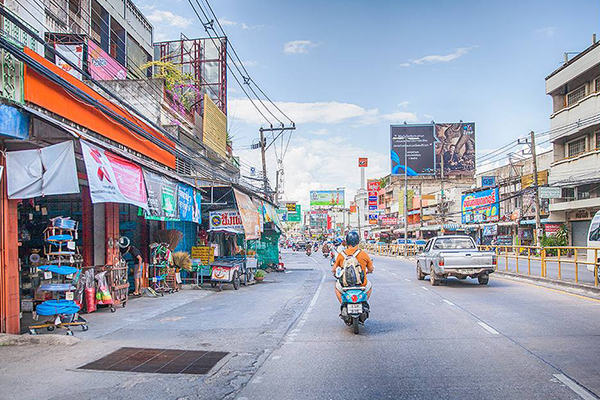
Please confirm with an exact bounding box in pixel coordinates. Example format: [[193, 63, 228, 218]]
[[545, 38, 600, 246]]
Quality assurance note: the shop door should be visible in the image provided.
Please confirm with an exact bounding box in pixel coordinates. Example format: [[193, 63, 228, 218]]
[[572, 220, 592, 247], [105, 203, 121, 266]]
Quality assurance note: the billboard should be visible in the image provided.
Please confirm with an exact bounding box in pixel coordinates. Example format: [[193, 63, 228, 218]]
[[358, 158, 368, 167], [390, 124, 436, 176], [88, 40, 127, 81], [203, 94, 227, 157], [461, 187, 499, 224], [435, 123, 475, 176], [310, 190, 345, 206]]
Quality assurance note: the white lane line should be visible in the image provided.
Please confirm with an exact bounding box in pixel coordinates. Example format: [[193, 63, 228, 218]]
[[271, 356, 281, 360], [404, 278, 411, 282], [443, 299, 455, 306], [381, 268, 387, 271], [421, 286, 429, 291], [554, 374, 598, 400], [477, 321, 500, 335], [391, 272, 397, 276], [308, 257, 319, 265]]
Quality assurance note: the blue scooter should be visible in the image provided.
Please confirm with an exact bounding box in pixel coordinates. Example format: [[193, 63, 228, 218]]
[[335, 268, 370, 334]]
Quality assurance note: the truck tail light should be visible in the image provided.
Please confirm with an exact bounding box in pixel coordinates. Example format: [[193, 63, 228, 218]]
[[492, 255, 497, 265], [438, 258, 444, 266]]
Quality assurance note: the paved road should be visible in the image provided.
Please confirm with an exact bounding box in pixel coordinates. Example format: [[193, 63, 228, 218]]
[[238, 250, 600, 400], [1, 250, 599, 400]]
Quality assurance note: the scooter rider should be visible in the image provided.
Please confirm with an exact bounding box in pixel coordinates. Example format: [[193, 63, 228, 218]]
[[332, 231, 374, 304]]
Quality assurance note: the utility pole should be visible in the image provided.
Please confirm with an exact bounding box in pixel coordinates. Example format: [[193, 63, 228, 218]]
[[419, 181, 423, 239], [404, 136, 409, 256], [440, 151, 445, 235], [259, 127, 268, 197], [530, 130, 542, 246]]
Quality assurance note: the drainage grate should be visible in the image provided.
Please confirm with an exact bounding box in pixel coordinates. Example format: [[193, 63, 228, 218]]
[[79, 347, 228, 375]]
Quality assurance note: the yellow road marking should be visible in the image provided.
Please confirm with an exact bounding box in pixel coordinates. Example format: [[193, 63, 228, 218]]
[[494, 275, 600, 304]]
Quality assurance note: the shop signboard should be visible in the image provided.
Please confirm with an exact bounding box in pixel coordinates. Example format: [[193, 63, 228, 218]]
[[521, 170, 549, 188], [482, 224, 498, 236], [287, 205, 301, 222], [481, 176, 496, 187], [367, 180, 381, 191], [545, 223, 561, 236], [349, 205, 357, 213], [277, 207, 288, 222], [368, 214, 378, 225], [234, 189, 261, 239], [358, 158, 368, 167], [143, 169, 178, 220], [380, 216, 398, 226], [461, 187, 499, 224], [398, 189, 414, 216], [209, 209, 243, 231], [203, 94, 228, 157], [539, 186, 562, 199], [285, 202, 297, 212], [390, 124, 436, 176], [191, 246, 214, 264], [310, 189, 345, 206], [369, 205, 378, 211], [54, 43, 83, 80], [434, 123, 476, 177], [87, 40, 127, 81], [80, 140, 147, 209], [178, 183, 202, 224]]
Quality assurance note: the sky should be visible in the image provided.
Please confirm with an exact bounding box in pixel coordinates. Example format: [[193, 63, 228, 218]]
[[135, 0, 600, 209]]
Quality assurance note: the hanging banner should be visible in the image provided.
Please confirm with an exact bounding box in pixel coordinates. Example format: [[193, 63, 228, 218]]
[[178, 184, 194, 222], [143, 169, 178, 220], [87, 40, 127, 81], [209, 209, 243, 231], [234, 189, 261, 240], [7, 141, 79, 199], [81, 140, 147, 209], [461, 187, 499, 224], [54, 44, 83, 80]]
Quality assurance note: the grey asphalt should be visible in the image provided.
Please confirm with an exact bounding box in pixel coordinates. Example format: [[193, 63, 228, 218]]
[[1, 250, 600, 400]]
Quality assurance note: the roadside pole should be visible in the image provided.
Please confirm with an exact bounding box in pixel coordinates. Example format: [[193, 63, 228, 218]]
[[404, 136, 408, 257], [530, 131, 542, 246], [259, 127, 268, 197]]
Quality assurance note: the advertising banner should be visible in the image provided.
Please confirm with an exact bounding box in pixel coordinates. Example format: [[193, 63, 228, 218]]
[[310, 190, 345, 206], [55, 44, 83, 80], [143, 169, 178, 220], [368, 214, 378, 225], [390, 124, 436, 176], [209, 210, 243, 231], [435, 123, 475, 176], [80, 140, 147, 209], [87, 40, 127, 81], [178, 184, 202, 224], [545, 223, 561, 236], [380, 216, 398, 226], [398, 189, 414, 216], [461, 187, 499, 224], [234, 189, 261, 239], [521, 170, 548, 188], [367, 180, 381, 191], [358, 158, 368, 167]]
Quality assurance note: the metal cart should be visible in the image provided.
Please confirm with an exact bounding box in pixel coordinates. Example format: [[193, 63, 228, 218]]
[[210, 257, 255, 291]]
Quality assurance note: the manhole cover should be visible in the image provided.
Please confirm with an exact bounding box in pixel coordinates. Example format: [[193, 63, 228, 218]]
[[79, 347, 228, 375]]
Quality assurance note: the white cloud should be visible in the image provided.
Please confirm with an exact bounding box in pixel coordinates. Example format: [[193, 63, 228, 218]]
[[219, 18, 238, 26], [309, 128, 330, 136], [283, 40, 318, 54], [400, 46, 476, 68], [397, 101, 410, 108], [218, 18, 263, 30], [242, 60, 259, 68], [534, 27, 556, 37], [236, 136, 389, 210], [146, 10, 192, 28], [229, 99, 421, 126]]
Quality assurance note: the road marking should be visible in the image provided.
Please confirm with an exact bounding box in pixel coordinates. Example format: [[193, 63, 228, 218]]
[[391, 272, 397, 276], [477, 321, 499, 335], [404, 278, 411, 282], [271, 356, 281, 360], [308, 257, 319, 265], [554, 374, 598, 400], [421, 287, 429, 291], [443, 299, 455, 306], [381, 268, 387, 271], [252, 376, 263, 384]]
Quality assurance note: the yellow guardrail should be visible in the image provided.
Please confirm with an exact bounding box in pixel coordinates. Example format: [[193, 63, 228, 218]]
[[362, 243, 600, 287]]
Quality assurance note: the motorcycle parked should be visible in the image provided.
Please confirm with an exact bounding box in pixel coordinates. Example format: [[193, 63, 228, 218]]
[[334, 267, 369, 334]]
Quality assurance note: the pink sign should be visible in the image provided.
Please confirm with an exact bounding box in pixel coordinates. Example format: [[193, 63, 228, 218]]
[[87, 40, 127, 81]]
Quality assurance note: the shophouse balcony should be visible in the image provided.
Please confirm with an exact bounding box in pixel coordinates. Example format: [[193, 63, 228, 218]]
[[549, 91, 600, 141]]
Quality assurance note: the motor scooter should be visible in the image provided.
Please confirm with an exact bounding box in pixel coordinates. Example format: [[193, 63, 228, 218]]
[[306, 247, 312, 256], [334, 267, 369, 334]]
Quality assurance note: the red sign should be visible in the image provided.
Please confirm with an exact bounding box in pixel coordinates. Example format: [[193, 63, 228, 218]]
[[349, 205, 357, 213], [358, 158, 368, 168], [545, 223, 561, 236], [367, 180, 380, 191], [380, 216, 398, 226]]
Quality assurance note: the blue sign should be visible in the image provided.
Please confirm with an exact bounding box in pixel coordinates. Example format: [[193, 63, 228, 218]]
[[368, 196, 377, 202], [481, 176, 496, 187], [0, 105, 29, 140], [461, 187, 499, 224], [178, 184, 202, 224], [368, 205, 378, 211]]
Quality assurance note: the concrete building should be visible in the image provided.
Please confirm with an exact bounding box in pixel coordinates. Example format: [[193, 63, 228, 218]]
[[545, 37, 600, 246]]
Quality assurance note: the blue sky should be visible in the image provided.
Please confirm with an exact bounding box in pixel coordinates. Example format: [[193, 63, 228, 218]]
[[137, 0, 600, 207]]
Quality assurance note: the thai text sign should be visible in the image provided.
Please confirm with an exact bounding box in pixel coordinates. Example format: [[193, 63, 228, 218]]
[[521, 170, 548, 189], [143, 169, 178, 220], [367, 180, 380, 191], [209, 210, 243, 231], [390, 124, 436, 176], [461, 187, 499, 224], [380, 216, 398, 225], [539, 186, 562, 199]]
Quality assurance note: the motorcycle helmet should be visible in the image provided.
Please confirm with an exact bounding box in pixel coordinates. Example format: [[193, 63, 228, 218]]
[[334, 238, 342, 246], [345, 231, 360, 247]]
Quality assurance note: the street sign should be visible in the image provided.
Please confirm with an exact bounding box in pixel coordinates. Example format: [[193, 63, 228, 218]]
[[358, 158, 368, 167], [539, 186, 562, 199], [481, 176, 496, 187]]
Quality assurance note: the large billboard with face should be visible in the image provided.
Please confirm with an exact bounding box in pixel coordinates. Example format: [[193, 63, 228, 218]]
[[435, 123, 475, 176], [462, 187, 499, 224], [310, 190, 345, 207], [390, 124, 436, 176]]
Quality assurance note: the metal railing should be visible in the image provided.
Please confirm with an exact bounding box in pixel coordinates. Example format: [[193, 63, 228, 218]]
[[362, 242, 600, 287], [478, 245, 599, 287]]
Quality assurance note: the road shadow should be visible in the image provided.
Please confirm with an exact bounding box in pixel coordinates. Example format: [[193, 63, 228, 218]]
[[435, 276, 511, 288]]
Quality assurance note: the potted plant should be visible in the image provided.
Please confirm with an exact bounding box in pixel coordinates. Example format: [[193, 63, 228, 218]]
[[254, 269, 265, 282]]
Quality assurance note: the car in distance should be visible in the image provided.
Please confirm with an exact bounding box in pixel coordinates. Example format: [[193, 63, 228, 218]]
[[416, 235, 497, 286]]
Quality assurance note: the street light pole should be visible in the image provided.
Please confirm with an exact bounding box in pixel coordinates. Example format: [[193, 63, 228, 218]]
[[404, 136, 409, 257]]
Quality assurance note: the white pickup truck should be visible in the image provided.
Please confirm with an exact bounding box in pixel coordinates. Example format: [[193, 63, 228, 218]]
[[416, 235, 497, 286]]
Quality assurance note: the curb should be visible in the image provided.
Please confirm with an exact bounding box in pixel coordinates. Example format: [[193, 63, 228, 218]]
[[494, 271, 600, 300]]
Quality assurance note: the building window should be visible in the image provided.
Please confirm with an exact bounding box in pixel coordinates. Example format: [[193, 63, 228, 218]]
[[595, 78, 600, 93], [567, 85, 586, 106], [563, 187, 575, 200], [567, 137, 586, 157], [596, 130, 600, 150], [577, 184, 591, 200]]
